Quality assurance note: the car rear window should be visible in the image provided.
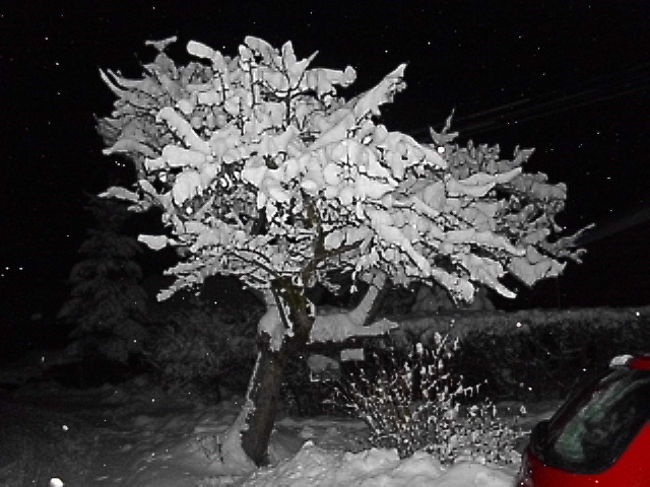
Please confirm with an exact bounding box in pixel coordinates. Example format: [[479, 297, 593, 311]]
[[531, 368, 650, 474]]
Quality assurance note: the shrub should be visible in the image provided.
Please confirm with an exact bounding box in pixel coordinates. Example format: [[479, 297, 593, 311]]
[[144, 298, 260, 399], [332, 334, 521, 465], [280, 353, 340, 417], [455, 312, 650, 401]]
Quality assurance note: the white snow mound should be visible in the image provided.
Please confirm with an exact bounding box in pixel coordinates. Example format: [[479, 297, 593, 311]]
[[241, 441, 515, 487]]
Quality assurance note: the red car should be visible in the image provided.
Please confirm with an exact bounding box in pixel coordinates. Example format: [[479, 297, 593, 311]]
[[517, 354, 650, 486]]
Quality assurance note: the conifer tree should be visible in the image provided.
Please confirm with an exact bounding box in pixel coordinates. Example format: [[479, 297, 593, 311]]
[[58, 197, 148, 363]]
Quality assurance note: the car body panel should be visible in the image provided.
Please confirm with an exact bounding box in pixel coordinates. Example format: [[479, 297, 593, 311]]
[[518, 424, 650, 486]]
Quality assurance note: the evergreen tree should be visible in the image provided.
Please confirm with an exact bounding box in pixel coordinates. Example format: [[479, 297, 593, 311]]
[[58, 196, 148, 363]]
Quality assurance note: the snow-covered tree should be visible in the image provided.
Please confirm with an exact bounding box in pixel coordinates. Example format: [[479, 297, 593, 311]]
[[97, 35, 587, 469], [58, 197, 148, 363]]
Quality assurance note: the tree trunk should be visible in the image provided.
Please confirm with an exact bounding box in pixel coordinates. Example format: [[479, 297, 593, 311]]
[[239, 343, 289, 466], [232, 284, 312, 467], [230, 273, 386, 467]]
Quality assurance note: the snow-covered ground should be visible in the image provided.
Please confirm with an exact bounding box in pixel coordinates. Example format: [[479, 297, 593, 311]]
[[0, 375, 554, 487], [237, 443, 515, 487]]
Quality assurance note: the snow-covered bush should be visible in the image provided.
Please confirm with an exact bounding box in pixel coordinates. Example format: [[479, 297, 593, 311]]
[[333, 334, 521, 464], [456, 308, 650, 400], [145, 297, 260, 398]]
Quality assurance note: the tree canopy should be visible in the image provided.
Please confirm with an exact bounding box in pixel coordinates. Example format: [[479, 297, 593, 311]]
[[98, 35, 586, 339]]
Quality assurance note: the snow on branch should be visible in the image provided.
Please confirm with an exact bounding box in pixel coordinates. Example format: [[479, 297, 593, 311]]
[[310, 272, 397, 344], [310, 313, 399, 344]]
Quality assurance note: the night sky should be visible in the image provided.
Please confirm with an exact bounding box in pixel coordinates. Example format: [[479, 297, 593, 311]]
[[1, 1, 649, 325]]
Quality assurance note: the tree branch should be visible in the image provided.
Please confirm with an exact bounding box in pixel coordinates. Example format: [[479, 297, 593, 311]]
[[309, 271, 397, 344]]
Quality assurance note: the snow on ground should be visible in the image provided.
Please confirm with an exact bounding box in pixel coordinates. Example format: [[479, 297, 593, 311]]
[[0, 375, 545, 486], [237, 442, 515, 487]]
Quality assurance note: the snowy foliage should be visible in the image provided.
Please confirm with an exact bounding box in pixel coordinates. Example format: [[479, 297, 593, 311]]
[[333, 335, 522, 465], [97, 35, 586, 312], [58, 197, 148, 362]]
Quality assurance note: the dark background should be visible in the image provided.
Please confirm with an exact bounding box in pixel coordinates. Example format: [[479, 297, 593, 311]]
[[1, 1, 649, 333]]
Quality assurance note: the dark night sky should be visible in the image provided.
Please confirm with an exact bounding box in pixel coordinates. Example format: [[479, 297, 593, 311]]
[[1, 1, 649, 321]]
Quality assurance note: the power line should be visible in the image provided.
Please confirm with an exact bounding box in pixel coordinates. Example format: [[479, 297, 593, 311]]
[[407, 60, 650, 139]]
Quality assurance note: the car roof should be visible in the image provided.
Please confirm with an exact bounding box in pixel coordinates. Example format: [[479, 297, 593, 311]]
[[610, 354, 650, 370]]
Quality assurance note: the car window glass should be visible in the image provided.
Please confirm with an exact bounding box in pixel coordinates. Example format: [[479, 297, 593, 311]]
[[535, 369, 649, 474]]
